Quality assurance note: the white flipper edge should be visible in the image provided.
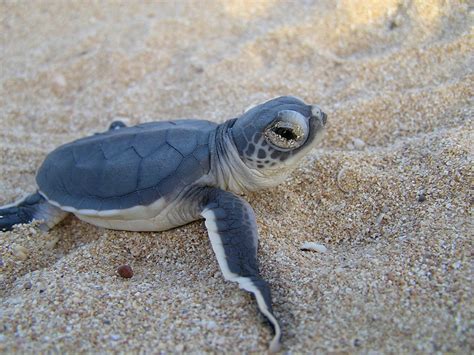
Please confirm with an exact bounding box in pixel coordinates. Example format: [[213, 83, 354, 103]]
[[203, 209, 282, 352]]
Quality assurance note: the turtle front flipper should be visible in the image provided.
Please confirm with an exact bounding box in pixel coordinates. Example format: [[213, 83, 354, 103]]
[[0, 192, 68, 232], [200, 188, 281, 352]]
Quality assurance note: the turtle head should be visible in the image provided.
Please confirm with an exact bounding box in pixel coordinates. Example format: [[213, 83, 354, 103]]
[[228, 96, 327, 189]]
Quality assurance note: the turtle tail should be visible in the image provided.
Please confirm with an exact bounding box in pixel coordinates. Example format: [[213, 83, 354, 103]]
[[0, 192, 68, 232]]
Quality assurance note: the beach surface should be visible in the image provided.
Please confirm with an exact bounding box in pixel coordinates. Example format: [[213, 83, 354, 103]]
[[0, 1, 472, 353]]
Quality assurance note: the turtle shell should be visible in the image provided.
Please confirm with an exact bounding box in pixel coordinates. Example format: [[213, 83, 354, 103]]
[[36, 120, 216, 211]]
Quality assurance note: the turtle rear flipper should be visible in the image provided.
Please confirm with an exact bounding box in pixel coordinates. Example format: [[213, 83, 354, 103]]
[[0, 192, 68, 232]]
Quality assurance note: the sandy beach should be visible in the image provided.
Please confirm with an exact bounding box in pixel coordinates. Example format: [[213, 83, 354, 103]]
[[0, 0, 472, 353]]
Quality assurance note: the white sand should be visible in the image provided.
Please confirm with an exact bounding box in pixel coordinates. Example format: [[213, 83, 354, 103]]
[[0, 1, 472, 352]]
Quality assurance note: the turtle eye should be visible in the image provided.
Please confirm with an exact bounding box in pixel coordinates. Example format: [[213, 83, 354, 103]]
[[264, 110, 308, 150], [273, 126, 298, 141]]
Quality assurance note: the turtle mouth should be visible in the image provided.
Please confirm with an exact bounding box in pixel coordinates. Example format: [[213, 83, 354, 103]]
[[320, 112, 328, 125], [301, 111, 326, 150], [310, 105, 327, 126]]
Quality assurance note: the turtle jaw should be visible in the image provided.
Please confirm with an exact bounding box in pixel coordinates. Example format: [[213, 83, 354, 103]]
[[311, 104, 327, 126]]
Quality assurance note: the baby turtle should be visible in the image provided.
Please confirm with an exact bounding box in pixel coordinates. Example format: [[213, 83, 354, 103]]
[[0, 96, 327, 351]]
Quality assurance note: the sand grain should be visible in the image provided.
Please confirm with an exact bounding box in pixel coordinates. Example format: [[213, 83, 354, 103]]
[[0, 1, 472, 353]]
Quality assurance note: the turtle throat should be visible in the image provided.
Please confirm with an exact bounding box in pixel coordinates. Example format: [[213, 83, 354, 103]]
[[211, 120, 288, 194]]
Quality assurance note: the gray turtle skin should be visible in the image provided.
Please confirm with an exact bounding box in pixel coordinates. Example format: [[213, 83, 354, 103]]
[[0, 96, 327, 352]]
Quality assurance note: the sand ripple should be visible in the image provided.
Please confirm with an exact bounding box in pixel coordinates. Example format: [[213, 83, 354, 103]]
[[0, 1, 472, 352]]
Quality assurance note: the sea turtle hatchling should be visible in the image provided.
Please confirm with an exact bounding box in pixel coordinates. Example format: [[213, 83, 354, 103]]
[[0, 96, 327, 351]]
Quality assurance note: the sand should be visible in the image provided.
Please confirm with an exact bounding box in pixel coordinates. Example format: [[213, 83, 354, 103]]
[[0, 0, 472, 353]]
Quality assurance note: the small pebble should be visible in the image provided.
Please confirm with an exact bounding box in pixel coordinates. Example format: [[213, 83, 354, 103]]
[[110, 334, 121, 341], [117, 265, 134, 278], [336, 167, 351, 193], [175, 344, 185, 352], [46, 236, 60, 250], [12, 244, 28, 261], [300, 242, 327, 253], [206, 320, 217, 329], [23, 281, 33, 290], [52, 73, 67, 87], [417, 190, 426, 202], [352, 137, 366, 149]]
